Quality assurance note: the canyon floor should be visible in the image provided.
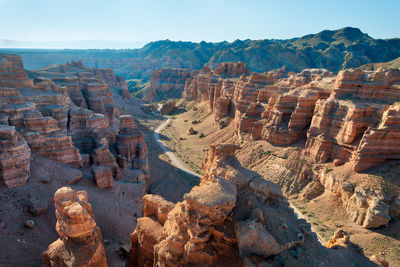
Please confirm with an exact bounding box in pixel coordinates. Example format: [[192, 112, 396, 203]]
[[157, 99, 400, 266], [0, 91, 200, 267]]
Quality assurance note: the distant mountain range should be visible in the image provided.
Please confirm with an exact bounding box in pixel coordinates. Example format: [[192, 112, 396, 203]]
[[1, 27, 400, 80]]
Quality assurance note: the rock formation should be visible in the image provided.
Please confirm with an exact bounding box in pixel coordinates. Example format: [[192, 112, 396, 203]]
[[305, 68, 400, 171], [182, 63, 400, 231], [92, 68, 130, 99], [159, 100, 176, 115], [0, 53, 34, 88], [116, 115, 149, 187], [213, 62, 250, 77], [0, 124, 31, 187], [128, 144, 375, 266], [183, 62, 400, 173], [42, 187, 107, 266], [144, 68, 193, 102], [0, 53, 149, 189]]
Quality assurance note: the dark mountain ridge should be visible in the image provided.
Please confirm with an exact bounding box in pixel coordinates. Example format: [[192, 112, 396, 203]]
[[1, 27, 400, 80]]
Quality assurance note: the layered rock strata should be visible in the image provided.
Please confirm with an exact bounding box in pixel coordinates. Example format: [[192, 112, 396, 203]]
[[92, 68, 130, 99], [145, 68, 193, 102], [0, 54, 150, 188], [159, 100, 176, 115], [116, 115, 150, 187], [183, 62, 400, 172], [129, 144, 374, 266], [305, 68, 400, 171], [42, 187, 107, 267], [0, 124, 31, 187]]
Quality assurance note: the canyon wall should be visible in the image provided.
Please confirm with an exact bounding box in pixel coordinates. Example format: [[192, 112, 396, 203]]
[[128, 144, 376, 266], [179, 62, 400, 229], [0, 54, 149, 188], [144, 68, 195, 102], [182, 62, 400, 173]]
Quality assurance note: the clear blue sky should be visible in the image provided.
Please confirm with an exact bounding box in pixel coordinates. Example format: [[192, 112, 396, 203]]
[[0, 0, 399, 48]]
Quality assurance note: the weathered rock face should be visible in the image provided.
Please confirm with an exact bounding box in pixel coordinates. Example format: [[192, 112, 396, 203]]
[[159, 100, 176, 115], [309, 169, 394, 229], [92, 68, 130, 99], [185, 62, 400, 172], [145, 68, 193, 102], [0, 54, 150, 189], [91, 138, 120, 181], [354, 104, 400, 172], [42, 187, 107, 267], [68, 105, 115, 154], [305, 68, 400, 171], [0, 124, 31, 187], [129, 144, 374, 266], [0, 53, 33, 88], [116, 115, 150, 187], [21, 110, 83, 168], [213, 62, 250, 77]]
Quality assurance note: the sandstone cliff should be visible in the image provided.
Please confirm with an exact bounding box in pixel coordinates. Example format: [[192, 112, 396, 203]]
[[144, 68, 193, 102], [128, 144, 375, 266], [91, 68, 130, 99], [183, 63, 400, 173], [0, 54, 149, 189]]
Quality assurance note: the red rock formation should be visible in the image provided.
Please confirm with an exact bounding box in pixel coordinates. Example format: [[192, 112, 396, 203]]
[[79, 72, 115, 125], [92, 68, 130, 99], [21, 110, 83, 168], [92, 165, 113, 189], [305, 68, 400, 170], [182, 66, 213, 101], [42, 187, 107, 267], [0, 53, 33, 88], [159, 100, 176, 115], [91, 138, 120, 181], [354, 104, 400, 172], [0, 124, 31, 187], [128, 144, 373, 266], [116, 115, 149, 186], [145, 68, 193, 102], [68, 105, 115, 154], [185, 63, 400, 172], [213, 62, 250, 77]]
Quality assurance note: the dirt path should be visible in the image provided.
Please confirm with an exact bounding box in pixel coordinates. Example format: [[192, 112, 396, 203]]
[[153, 117, 202, 179]]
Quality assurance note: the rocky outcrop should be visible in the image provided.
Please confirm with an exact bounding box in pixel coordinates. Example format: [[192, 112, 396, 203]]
[[354, 104, 400, 172], [116, 115, 149, 187], [309, 169, 394, 229], [159, 100, 176, 115], [0, 53, 33, 88], [67, 105, 115, 154], [0, 124, 31, 187], [0, 54, 151, 190], [305, 68, 400, 171], [78, 72, 115, 125], [92, 68, 130, 99], [184, 63, 400, 172], [213, 62, 250, 77], [42, 187, 107, 267], [91, 138, 120, 181], [129, 144, 374, 266], [145, 68, 193, 102], [21, 110, 83, 167]]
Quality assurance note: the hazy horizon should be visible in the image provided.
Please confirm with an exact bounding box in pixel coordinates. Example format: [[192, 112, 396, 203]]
[[1, 0, 399, 49]]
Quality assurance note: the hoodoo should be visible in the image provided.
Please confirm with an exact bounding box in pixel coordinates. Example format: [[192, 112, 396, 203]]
[[42, 187, 108, 267]]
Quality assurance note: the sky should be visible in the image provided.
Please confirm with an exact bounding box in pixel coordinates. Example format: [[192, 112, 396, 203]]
[[0, 0, 399, 49]]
